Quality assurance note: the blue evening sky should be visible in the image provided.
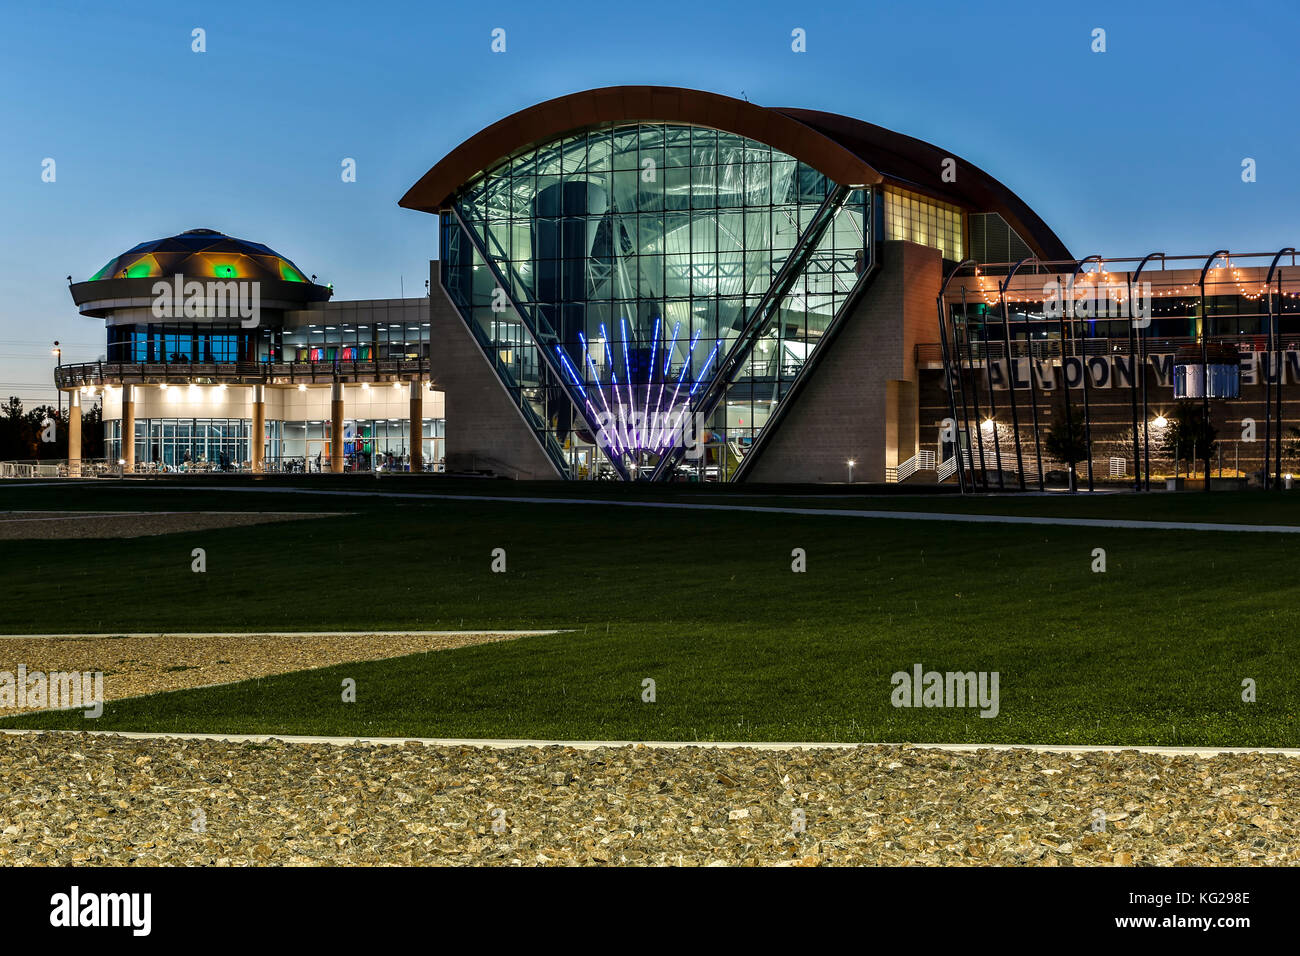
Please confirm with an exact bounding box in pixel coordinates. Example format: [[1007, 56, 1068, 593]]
[[2, 0, 1296, 401]]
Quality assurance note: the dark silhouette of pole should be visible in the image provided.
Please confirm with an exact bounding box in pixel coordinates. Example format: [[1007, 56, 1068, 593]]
[[937, 259, 977, 494], [951, 290, 981, 489], [1128, 253, 1165, 492], [1263, 249, 1293, 490], [998, 258, 1033, 490], [1072, 256, 1102, 491], [1198, 251, 1230, 492], [1276, 266, 1290, 489], [977, 287, 1005, 489], [961, 287, 992, 490], [1054, 276, 1079, 492]]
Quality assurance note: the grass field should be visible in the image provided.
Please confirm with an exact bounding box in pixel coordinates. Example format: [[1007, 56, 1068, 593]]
[[2, 479, 1299, 746]]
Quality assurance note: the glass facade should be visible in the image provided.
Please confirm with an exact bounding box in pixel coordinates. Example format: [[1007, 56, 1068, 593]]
[[440, 123, 871, 479], [271, 322, 428, 364], [275, 418, 444, 472], [108, 323, 255, 363], [106, 322, 430, 364], [967, 211, 1032, 265], [883, 186, 964, 262], [106, 418, 250, 469], [106, 418, 445, 471]]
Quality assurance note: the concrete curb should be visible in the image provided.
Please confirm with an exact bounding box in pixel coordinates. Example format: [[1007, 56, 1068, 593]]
[[2, 729, 1296, 758], [0, 630, 564, 640]]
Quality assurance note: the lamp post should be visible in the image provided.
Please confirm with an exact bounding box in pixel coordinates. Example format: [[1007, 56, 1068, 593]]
[[51, 341, 62, 417], [847, 458, 855, 484]]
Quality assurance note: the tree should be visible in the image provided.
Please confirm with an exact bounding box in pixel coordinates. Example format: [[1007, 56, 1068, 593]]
[[25, 405, 67, 461], [1042, 403, 1088, 490], [0, 396, 25, 459], [82, 401, 104, 460], [1160, 400, 1217, 478], [0, 396, 102, 462]]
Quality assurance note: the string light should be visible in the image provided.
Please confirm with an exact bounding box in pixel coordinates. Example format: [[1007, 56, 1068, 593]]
[[960, 257, 1298, 310]]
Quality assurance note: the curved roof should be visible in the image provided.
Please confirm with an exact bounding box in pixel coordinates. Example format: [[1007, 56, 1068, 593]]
[[400, 85, 1070, 261], [88, 228, 313, 284], [772, 108, 1070, 261]]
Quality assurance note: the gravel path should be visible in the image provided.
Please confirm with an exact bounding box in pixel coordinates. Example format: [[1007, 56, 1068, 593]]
[[1, 734, 1294, 866], [0, 632, 542, 711]]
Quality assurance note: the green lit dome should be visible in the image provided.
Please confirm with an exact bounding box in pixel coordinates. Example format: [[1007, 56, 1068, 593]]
[[88, 228, 312, 284]]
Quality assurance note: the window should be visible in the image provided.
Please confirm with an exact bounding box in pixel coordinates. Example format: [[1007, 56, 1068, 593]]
[[882, 186, 964, 261]]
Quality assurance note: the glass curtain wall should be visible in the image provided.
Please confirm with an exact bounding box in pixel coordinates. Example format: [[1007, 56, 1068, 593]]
[[272, 418, 446, 472], [270, 323, 428, 363], [105, 418, 249, 469], [441, 123, 869, 479]]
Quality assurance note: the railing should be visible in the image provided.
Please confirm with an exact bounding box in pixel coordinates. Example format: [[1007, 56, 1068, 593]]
[[936, 450, 970, 483], [886, 449, 936, 483], [1, 459, 119, 478], [54, 358, 433, 389], [0, 461, 59, 478]]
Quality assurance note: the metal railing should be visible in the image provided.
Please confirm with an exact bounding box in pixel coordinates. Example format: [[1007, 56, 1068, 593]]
[[0, 457, 447, 478], [0, 461, 62, 478], [937, 450, 970, 483], [53, 358, 433, 389], [886, 449, 936, 483], [1, 459, 121, 478]]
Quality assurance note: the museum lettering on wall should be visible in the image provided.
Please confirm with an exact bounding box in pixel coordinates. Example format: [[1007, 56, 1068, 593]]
[[985, 351, 1298, 390]]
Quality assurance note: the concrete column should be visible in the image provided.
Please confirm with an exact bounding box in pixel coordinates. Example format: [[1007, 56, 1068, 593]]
[[251, 385, 266, 473], [330, 381, 344, 473], [885, 380, 918, 469], [121, 384, 135, 474], [67, 389, 82, 477], [408, 381, 423, 473]]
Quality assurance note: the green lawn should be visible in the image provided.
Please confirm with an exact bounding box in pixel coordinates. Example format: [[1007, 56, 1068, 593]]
[[1, 480, 1298, 745]]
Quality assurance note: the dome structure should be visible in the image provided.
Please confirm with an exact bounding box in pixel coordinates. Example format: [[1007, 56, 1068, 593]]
[[88, 228, 312, 284], [70, 228, 332, 318]]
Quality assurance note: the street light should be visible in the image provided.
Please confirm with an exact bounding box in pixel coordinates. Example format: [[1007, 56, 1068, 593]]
[[51, 341, 62, 416], [847, 459, 856, 483]]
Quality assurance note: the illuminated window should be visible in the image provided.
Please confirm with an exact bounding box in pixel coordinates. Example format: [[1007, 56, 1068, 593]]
[[882, 186, 964, 261]]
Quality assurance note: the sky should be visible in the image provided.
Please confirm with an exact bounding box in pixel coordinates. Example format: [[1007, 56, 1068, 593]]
[[2, 0, 1298, 404]]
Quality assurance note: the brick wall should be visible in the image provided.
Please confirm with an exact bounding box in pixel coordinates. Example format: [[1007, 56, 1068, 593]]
[[744, 240, 942, 482], [427, 261, 560, 479]]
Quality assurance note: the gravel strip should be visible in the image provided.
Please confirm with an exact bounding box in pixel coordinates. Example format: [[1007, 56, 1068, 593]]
[[0, 632, 536, 711], [1, 735, 1294, 866], [0, 511, 339, 539]]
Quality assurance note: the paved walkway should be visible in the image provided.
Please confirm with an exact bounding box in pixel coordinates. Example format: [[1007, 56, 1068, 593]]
[[89, 482, 1300, 534]]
